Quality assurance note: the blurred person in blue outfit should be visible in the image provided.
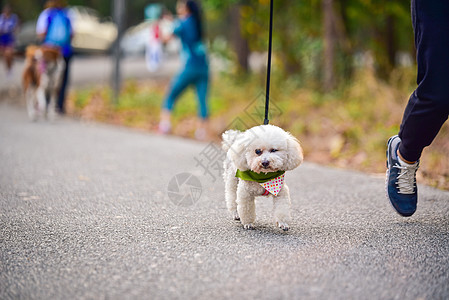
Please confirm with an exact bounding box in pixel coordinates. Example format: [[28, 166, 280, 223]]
[[158, 0, 210, 140], [386, 0, 449, 217], [0, 4, 19, 77], [36, 0, 73, 114]]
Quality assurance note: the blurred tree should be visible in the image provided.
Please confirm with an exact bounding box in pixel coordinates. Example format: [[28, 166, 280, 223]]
[[323, 0, 336, 91], [3, 0, 43, 21], [230, 4, 250, 72], [7, 0, 414, 89], [125, 0, 177, 28], [238, 0, 322, 80], [342, 0, 412, 77], [6, 0, 179, 28], [203, 0, 250, 72]]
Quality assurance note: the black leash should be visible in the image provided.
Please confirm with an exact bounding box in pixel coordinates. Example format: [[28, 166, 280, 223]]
[[264, 0, 274, 125]]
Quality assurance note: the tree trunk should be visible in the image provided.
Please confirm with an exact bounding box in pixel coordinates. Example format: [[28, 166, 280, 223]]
[[323, 0, 337, 92], [335, 0, 353, 78], [230, 4, 250, 73], [386, 14, 396, 69]]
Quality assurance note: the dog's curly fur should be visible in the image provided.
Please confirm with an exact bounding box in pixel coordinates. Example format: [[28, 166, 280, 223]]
[[222, 125, 303, 230]]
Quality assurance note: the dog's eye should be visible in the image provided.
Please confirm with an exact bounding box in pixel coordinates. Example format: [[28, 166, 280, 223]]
[[255, 149, 262, 155], [270, 149, 278, 153]]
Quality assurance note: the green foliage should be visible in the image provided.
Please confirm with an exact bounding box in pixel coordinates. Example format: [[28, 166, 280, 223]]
[[7, 1, 43, 21], [203, 0, 413, 86], [73, 88, 92, 109], [11, 0, 414, 85]]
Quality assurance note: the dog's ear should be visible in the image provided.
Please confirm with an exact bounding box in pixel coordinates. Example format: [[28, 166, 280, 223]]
[[284, 133, 303, 170], [221, 129, 241, 152], [228, 133, 250, 171]]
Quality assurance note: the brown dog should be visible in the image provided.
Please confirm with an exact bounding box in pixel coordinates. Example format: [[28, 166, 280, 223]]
[[22, 45, 63, 121]]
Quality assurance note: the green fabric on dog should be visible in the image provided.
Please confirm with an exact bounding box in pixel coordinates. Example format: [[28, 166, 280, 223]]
[[235, 169, 285, 183]]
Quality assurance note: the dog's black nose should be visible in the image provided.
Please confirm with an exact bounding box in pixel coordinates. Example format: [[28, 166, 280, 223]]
[[262, 161, 270, 168]]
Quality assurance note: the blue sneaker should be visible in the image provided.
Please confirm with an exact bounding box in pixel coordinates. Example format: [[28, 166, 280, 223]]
[[386, 135, 419, 217]]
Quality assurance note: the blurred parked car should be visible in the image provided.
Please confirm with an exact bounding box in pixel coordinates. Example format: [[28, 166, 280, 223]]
[[120, 21, 151, 56], [120, 18, 180, 57], [15, 6, 117, 55], [69, 6, 117, 54]]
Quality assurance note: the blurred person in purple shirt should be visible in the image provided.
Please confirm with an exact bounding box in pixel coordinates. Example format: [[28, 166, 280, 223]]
[[0, 4, 19, 77]]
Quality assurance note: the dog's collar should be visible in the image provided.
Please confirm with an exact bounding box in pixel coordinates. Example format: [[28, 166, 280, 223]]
[[235, 169, 285, 196], [235, 169, 285, 183]]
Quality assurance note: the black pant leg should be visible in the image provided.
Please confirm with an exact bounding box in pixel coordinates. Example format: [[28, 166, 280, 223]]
[[57, 55, 71, 114], [398, 0, 449, 162]]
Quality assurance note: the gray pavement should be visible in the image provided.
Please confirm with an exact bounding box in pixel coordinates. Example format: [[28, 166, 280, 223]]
[[0, 55, 179, 92], [0, 103, 448, 299]]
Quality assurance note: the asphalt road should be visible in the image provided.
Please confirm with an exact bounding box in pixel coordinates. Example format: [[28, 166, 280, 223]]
[[0, 54, 179, 92], [0, 103, 448, 299]]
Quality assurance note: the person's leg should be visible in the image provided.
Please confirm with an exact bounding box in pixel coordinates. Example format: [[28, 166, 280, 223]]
[[159, 69, 193, 134], [194, 71, 209, 119], [163, 69, 193, 112], [398, 0, 449, 162], [194, 71, 209, 140], [386, 0, 449, 217], [4, 46, 14, 73], [0, 46, 12, 74], [57, 55, 71, 114], [0, 47, 5, 71]]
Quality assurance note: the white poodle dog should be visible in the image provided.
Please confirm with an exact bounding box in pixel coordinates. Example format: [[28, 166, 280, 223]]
[[222, 125, 303, 231]]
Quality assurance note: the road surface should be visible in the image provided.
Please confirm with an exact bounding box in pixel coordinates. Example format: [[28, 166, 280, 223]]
[[0, 103, 448, 299], [0, 54, 179, 92]]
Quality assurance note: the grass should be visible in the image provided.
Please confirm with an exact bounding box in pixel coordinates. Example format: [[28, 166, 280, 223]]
[[66, 67, 449, 190]]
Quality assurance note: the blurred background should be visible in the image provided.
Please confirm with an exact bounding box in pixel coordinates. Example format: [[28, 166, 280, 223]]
[[3, 0, 415, 77], [0, 0, 447, 189]]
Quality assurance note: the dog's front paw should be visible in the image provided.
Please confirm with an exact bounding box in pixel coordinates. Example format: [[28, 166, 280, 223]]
[[232, 210, 240, 221], [243, 223, 254, 230], [276, 221, 289, 231]]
